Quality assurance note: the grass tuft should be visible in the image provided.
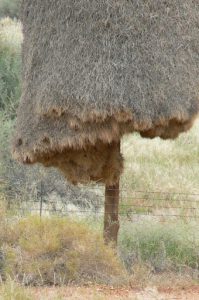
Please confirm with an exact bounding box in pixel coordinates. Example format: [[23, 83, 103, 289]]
[[0, 279, 32, 300]]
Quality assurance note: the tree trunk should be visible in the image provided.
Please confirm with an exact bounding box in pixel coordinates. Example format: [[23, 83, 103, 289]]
[[103, 143, 120, 245]]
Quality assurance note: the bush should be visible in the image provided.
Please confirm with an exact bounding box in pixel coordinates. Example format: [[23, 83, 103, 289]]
[[1, 216, 126, 286], [0, 17, 22, 117], [0, 0, 20, 19]]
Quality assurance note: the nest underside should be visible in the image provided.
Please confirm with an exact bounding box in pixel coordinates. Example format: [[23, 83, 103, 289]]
[[13, 108, 197, 185]]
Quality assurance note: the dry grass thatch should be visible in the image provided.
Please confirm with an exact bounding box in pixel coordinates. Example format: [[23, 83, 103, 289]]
[[13, 0, 199, 184]]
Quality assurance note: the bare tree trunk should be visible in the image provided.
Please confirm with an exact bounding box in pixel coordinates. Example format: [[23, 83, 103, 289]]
[[103, 142, 120, 246]]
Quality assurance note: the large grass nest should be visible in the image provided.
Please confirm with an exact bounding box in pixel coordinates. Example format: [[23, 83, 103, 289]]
[[13, 0, 199, 185]]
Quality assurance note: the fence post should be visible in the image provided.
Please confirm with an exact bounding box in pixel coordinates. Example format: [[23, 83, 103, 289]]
[[103, 142, 120, 246]]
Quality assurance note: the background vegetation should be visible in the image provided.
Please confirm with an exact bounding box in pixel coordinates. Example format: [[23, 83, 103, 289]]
[[0, 0, 20, 19]]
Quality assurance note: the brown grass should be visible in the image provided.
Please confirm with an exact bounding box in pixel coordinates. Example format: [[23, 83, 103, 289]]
[[0, 215, 127, 286]]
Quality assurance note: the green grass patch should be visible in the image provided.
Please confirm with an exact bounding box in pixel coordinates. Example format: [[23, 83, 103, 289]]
[[119, 220, 199, 274]]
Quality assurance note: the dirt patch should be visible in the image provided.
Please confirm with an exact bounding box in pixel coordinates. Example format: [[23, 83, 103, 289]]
[[30, 285, 199, 300]]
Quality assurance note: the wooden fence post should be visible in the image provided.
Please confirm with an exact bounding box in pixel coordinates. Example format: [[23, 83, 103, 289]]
[[103, 142, 120, 245]]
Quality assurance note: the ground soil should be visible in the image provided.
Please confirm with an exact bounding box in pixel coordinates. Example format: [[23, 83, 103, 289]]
[[31, 285, 199, 300]]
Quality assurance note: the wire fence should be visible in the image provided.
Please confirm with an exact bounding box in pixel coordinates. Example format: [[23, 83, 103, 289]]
[[1, 162, 199, 222], [8, 183, 199, 222]]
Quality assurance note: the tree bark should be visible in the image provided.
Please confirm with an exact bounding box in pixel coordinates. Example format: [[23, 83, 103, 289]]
[[103, 142, 120, 245]]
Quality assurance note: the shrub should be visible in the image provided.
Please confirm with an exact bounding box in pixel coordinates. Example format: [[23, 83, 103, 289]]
[[1, 216, 126, 286], [0, 17, 23, 204], [0, 0, 20, 19], [0, 17, 22, 117]]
